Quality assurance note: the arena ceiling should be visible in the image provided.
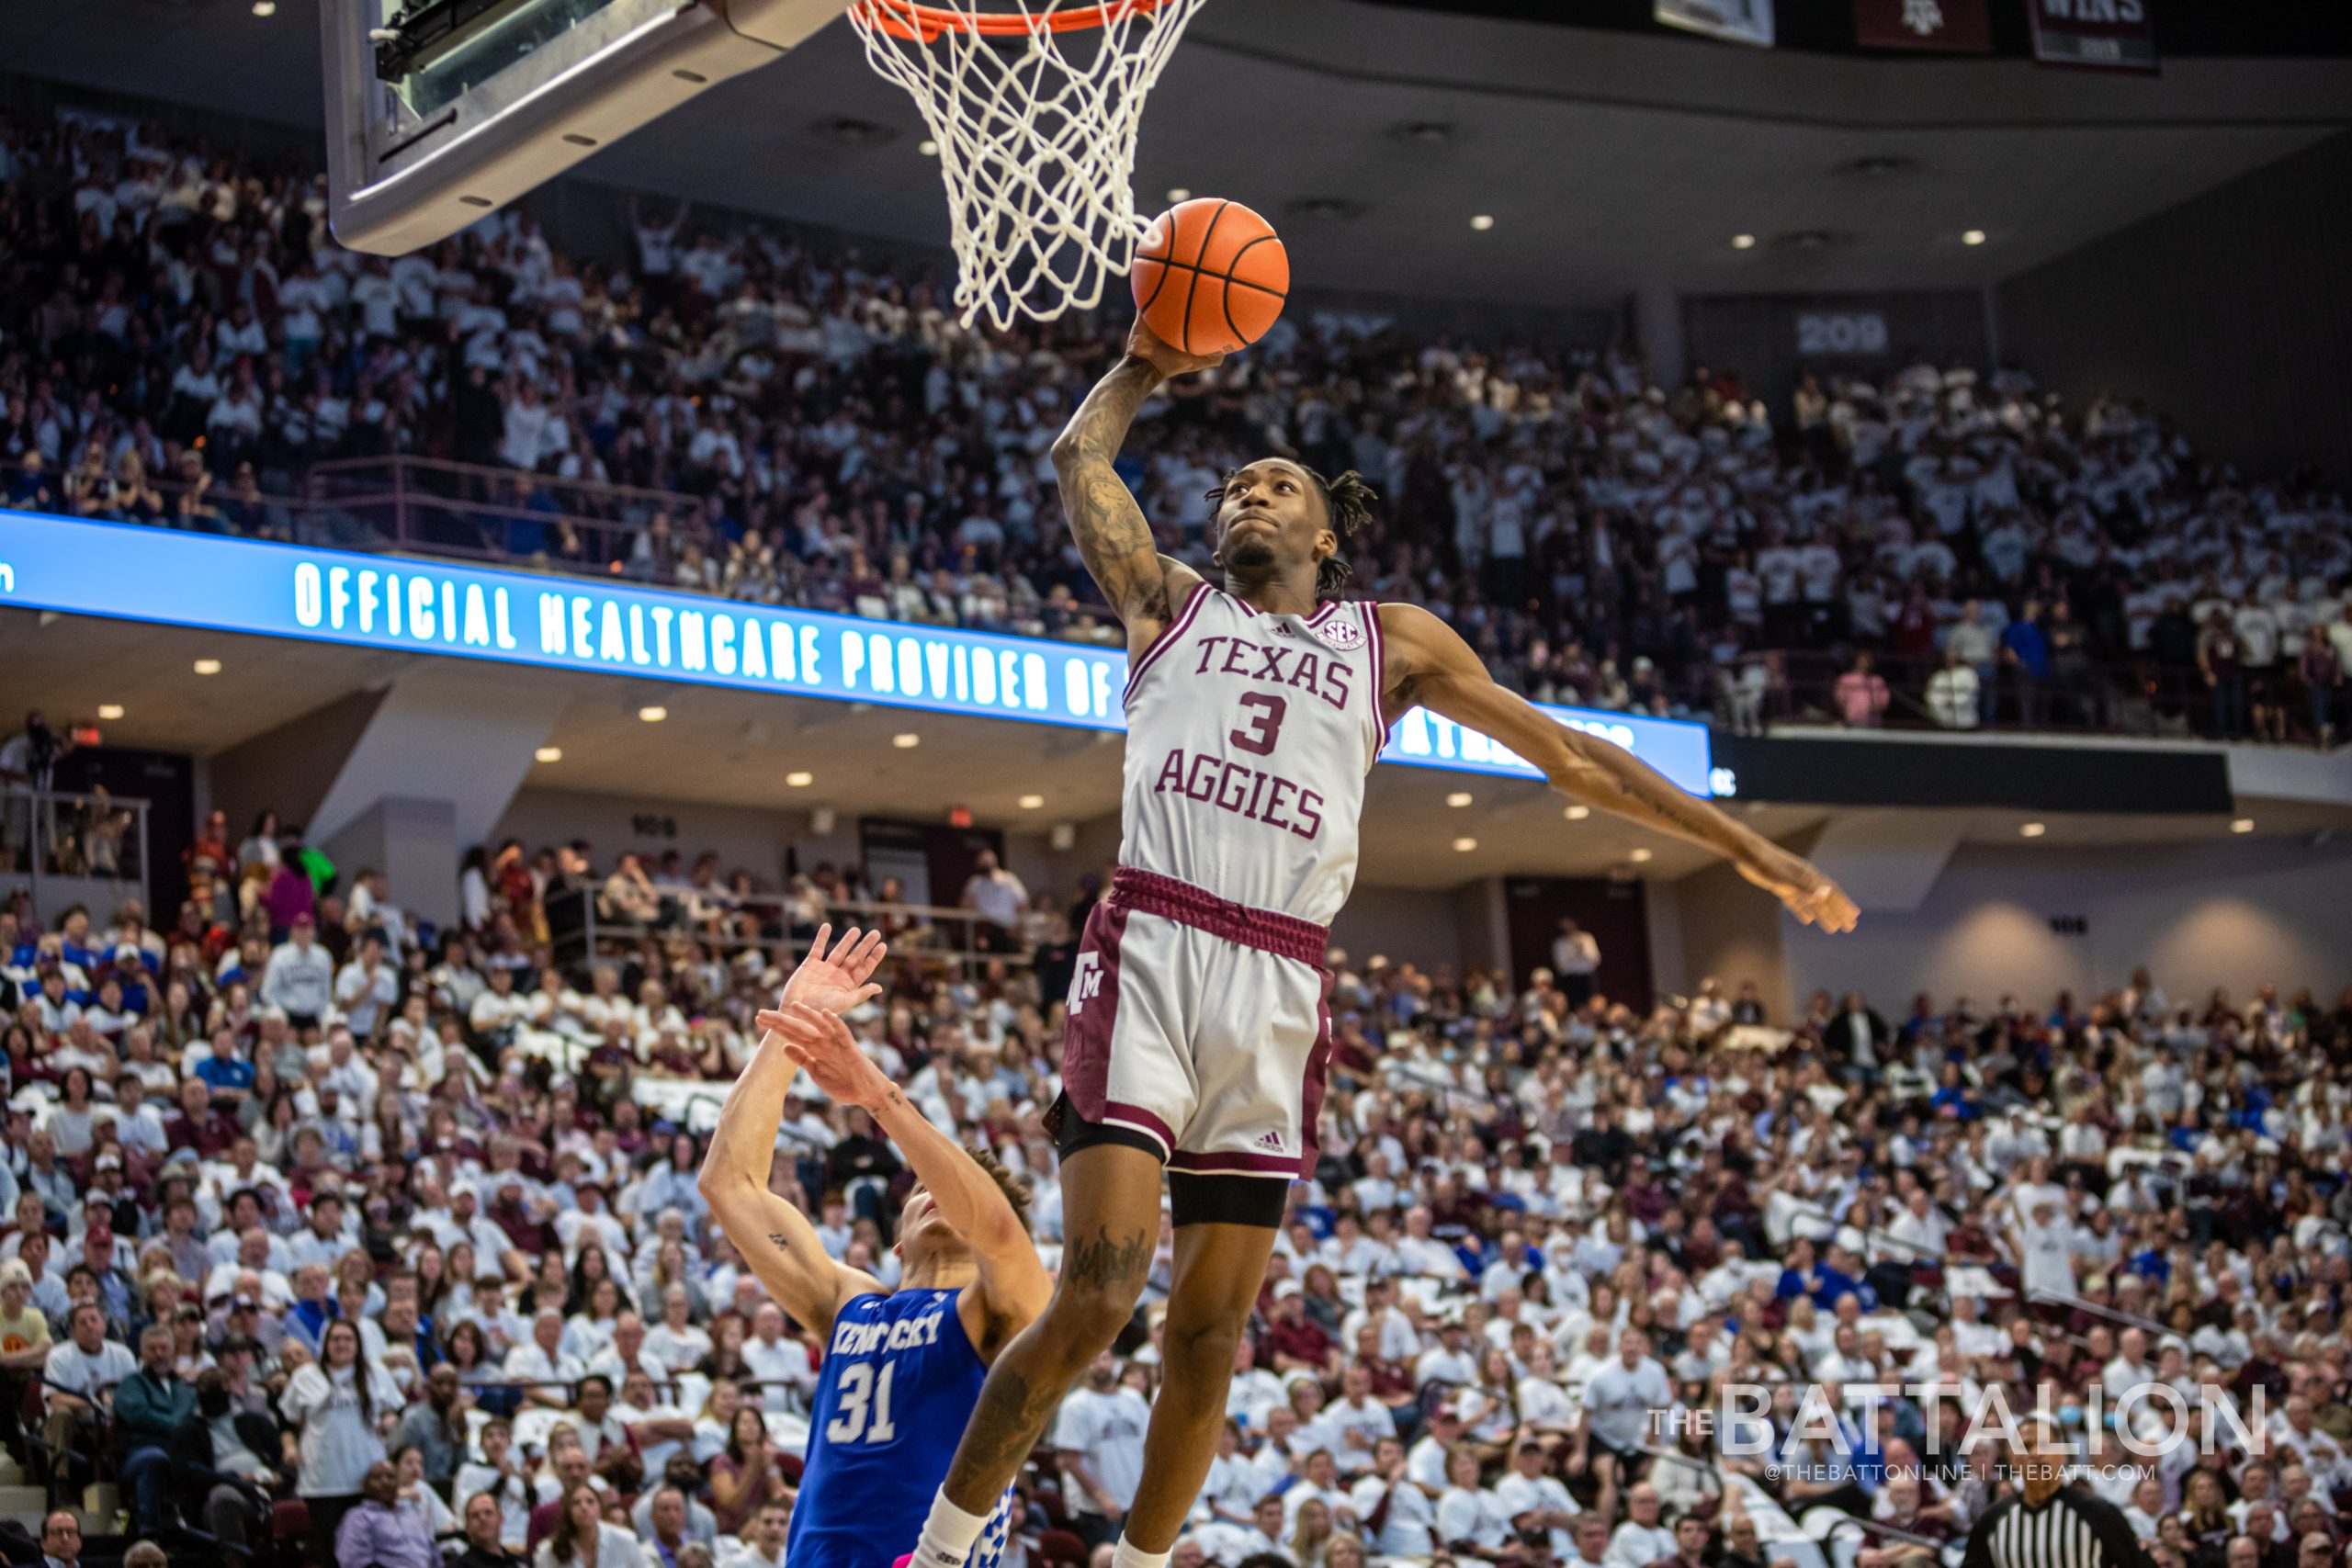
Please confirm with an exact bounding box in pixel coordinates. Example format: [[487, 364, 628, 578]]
[[5, 0, 2351, 308]]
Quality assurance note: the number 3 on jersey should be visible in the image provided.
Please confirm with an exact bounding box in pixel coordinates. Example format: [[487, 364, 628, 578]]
[[1230, 693, 1287, 756], [825, 1360, 898, 1444]]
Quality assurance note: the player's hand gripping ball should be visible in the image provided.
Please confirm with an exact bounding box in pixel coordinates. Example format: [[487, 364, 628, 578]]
[[1131, 197, 1290, 358]]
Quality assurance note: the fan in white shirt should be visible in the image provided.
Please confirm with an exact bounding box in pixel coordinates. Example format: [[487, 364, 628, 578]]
[[1338, 1288, 1419, 1364], [1280, 1451, 1358, 1533], [1225, 1337, 1287, 1424], [1198, 1423, 1269, 1524], [639, 1286, 712, 1371], [503, 1308, 588, 1408], [1350, 1438, 1438, 1560], [1324, 1362, 1399, 1470], [1495, 1440, 1581, 1557], [740, 1303, 815, 1404], [1604, 1486, 1679, 1568], [1051, 1356, 1151, 1526], [1436, 1447, 1517, 1559]]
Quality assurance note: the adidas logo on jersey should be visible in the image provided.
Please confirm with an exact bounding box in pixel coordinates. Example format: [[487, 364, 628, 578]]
[[1253, 1130, 1287, 1154]]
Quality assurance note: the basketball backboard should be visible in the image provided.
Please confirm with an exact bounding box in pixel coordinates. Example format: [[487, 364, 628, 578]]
[[322, 0, 851, 255]]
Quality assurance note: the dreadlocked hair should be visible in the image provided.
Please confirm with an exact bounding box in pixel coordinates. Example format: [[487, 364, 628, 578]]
[[1202, 464, 1381, 601]]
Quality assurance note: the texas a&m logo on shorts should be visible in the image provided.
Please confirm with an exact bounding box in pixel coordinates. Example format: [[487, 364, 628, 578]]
[[1067, 953, 1103, 1015]]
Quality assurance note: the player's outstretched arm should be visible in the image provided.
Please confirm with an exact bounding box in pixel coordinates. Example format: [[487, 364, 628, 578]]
[[754, 1000, 1053, 1348], [1050, 317, 1222, 657], [1379, 603, 1859, 933], [698, 926, 889, 1338]]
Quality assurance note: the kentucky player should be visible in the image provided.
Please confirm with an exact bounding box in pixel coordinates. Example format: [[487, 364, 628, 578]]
[[700, 926, 1050, 1568], [901, 317, 1860, 1568]]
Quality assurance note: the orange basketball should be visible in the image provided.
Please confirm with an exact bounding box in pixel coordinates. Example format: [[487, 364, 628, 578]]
[[1130, 197, 1290, 357]]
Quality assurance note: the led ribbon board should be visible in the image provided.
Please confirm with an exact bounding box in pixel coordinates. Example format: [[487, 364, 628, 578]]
[[0, 513, 1715, 796]]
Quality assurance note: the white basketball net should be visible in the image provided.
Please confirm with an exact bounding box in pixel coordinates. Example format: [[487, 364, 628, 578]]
[[848, 0, 1209, 332]]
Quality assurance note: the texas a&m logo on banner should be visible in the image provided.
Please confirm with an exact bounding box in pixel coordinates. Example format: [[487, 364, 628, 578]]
[[2029, 0, 2158, 73], [1853, 0, 1991, 52]]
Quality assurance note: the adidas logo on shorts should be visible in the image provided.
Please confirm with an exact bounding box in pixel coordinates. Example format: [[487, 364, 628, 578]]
[[1253, 1130, 1286, 1154]]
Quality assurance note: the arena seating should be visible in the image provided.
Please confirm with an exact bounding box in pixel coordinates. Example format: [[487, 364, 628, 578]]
[[4, 99, 2352, 1568], [1, 109, 2346, 746], [3, 803, 2351, 1568]]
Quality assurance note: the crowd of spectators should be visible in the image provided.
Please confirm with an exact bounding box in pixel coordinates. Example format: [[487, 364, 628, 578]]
[[5, 89, 2352, 1568], [3, 107, 2349, 744], [2, 799, 2351, 1568]]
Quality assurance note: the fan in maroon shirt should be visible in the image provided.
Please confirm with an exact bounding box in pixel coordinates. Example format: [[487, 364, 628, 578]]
[[1262, 1280, 1338, 1379]]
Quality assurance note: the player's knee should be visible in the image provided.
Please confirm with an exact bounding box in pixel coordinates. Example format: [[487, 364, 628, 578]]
[[1044, 1280, 1137, 1355], [1159, 1306, 1246, 1378]]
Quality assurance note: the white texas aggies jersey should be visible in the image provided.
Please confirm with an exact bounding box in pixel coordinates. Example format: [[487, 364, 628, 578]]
[[1118, 583, 1386, 926]]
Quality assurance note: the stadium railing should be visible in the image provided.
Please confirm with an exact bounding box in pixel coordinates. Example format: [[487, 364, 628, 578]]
[[12, 455, 2337, 748], [549, 885, 1036, 975], [1761, 649, 2333, 746], [0, 787, 153, 918]]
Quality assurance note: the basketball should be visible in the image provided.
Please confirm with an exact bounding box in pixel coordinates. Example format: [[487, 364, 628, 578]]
[[1130, 197, 1290, 357]]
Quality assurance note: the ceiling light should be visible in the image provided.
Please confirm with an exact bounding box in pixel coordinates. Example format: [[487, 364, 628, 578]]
[[918, 140, 939, 157], [1565, 805, 1591, 821], [1629, 848, 1654, 863], [1019, 794, 1046, 809], [1166, 187, 1191, 203], [1962, 229, 1987, 246], [786, 772, 814, 788], [192, 659, 222, 675], [639, 705, 667, 723], [814, 116, 894, 146], [96, 705, 124, 720], [1288, 197, 1369, 221], [1445, 792, 1473, 808], [2231, 818, 2255, 834], [892, 732, 921, 749], [534, 746, 562, 763], [1469, 214, 1496, 231], [1731, 233, 1757, 250], [252, 0, 276, 14], [1452, 837, 1477, 852], [2019, 822, 2046, 839]]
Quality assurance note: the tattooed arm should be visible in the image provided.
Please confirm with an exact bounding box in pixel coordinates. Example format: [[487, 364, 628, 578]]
[[1050, 319, 1223, 658], [755, 1001, 1053, 1350], [1379, 602, 1860, 932], [698, 929, 888, 1339]]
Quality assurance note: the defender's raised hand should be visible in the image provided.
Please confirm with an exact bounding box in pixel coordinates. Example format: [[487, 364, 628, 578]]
[[775, 922, 888, 1016], [755, 1000, 894, 1113]]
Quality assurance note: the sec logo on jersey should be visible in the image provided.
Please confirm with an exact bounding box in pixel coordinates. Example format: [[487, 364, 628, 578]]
[[1311, 616, 1365, 651]]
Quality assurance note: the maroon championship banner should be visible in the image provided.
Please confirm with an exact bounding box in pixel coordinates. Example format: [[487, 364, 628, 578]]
[[2028, 0, 2159, 73], [1853, 0, 1992, 52]]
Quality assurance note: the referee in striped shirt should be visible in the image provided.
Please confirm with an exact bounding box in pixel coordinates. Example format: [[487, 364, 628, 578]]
[[1961, 1416, 2147, 1568]]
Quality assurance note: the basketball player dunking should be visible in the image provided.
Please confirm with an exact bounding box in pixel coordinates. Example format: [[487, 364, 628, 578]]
[[903, 320, 1860, 1568], [701, 927, 1052, 1568]]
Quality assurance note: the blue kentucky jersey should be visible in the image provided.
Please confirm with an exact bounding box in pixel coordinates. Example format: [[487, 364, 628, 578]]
[[789, 1286, 1010, 1568]]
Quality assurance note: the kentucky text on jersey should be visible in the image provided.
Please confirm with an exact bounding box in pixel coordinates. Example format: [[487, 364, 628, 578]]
[[792, 1288, 1009, 1568], [828, 1309, 948, 1357]]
